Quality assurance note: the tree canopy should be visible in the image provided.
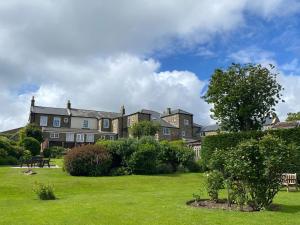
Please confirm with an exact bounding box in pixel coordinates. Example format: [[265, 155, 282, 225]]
[[19, 123, 43, 143], [129, 121, 160, 138], [286, 112, 300, 121], [203, 63, 283, 132]]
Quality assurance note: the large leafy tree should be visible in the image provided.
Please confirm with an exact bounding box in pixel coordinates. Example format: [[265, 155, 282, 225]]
[[129, 121, 160, 138], [203, 63, 283, 131], [286, 112, 300, 121]]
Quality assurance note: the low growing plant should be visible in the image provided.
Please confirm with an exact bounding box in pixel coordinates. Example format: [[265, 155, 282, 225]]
[[33, 182, 56, 200]]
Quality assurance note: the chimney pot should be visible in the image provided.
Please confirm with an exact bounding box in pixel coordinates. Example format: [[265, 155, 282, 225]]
[[167, 107, 171, 115], [31, 96, 35, 107], [120, 105, 125, 115], [67, 100, 71, 109]]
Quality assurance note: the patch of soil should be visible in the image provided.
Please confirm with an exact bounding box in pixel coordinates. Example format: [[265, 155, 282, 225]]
[[187, 199, 256, 212]]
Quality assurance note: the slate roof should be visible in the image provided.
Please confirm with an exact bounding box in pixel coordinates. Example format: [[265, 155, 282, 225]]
[[161, 109, 193, 117], [140, 109, 177, 128], [31, 106, 69, 116], [31, 106, 121, 119], [201, 124, 220, 132], [272, 121, 300, 129]]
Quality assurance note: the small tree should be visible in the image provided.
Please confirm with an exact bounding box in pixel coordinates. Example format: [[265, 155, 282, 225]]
[[286, 112, 300, 121], [203, 63, 283, 131], [20, 137, 41, 156], [129, 121, 160, 138], [19, 123, 43, 143]]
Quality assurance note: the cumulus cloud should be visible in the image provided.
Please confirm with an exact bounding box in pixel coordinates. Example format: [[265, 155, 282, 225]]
[[1, 0, 300, 131]]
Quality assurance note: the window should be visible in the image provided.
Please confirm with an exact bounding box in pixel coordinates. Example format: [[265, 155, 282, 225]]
[[127, 117, 131, 126], [40, 116, 48, 126], [50, 132, 59, 139], [182, 130, 186, 137], [53, 117, 61, 127], [66, 133, 74, 142], [76, 133, 85, 142], [86, 134, 94, 142], [163, 127, 170, 135], [109, 136, 114, 140], [64, 117, 69, 123], [103, 119, 110, 128], [83, 120, 89, 129], [184, 119, 189, 126]]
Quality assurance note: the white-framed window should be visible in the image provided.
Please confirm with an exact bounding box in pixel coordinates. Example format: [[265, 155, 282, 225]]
[[76, 133, 85, 142], [184, 119, 189, 126], [50, 132, 59, 139], [83, 119, 89, 129], [182, 130, 186, 137], [109, 136, 114, 140], [40, 116, 48, 127], [163, 127, 170, 135], [66, 133, 74, 142], [103, 119, 110, 129], [64, 117, 69, 124], [86, 134, 95, 142], [53, 117, 61, 127]]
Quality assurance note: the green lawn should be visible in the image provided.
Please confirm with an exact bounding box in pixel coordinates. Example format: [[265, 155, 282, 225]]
[[0, 162, 299, 225]]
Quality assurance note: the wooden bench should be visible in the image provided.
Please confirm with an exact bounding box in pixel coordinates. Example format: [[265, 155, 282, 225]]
[[282, 173, 298, 192], [20, 157, 51, 168]]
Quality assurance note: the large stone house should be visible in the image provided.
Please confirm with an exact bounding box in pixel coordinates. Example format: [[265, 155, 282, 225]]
[[28, 97, 202, 149]]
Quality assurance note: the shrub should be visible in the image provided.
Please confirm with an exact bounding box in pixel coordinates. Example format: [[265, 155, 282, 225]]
[[20, 137, 40, 156], [109, 167, 131, 176], [129, 142, 160, 174], [19, 123, 43, 143], [64, 145, 112, 176], [43, 146, 65, 158], [186, 160, 202, 172], [33, 182, 56, 200], [207, 170, 224, 201], [129, 121, 160, 138]]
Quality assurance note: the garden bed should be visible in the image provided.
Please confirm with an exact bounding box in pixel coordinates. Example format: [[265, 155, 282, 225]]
[[187, 199, 257, 212]]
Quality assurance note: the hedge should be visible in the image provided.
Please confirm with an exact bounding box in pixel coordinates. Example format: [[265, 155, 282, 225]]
[[201, 127, 300, 176]]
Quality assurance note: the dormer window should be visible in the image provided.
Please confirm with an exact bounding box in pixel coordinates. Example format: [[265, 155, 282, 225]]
[[83, 120, 89, 129], [103, 119, 110, 129], [53, 117, 61, 127]]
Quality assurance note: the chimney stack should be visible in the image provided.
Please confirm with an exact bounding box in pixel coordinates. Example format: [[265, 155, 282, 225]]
[[167, 107, 171, 115], [31, 96, 35, 107], [120, 105, 125, 116], [67, 100, 71, 109]]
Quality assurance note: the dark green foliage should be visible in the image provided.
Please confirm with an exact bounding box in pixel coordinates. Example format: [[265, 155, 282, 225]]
[[129, 121, 160, 138], [129, 142, 160, 174], [19, 123, 43, 143], [43, 146, 65, 158], [64, 145, 112, 176], [286, 112, 300, 121], [208, 135, 290, 210], [33, 183, 56, 200], [207, 170, 224, 201], [203, 63, 283, 131], [0, 136, 24, 165], [20, 137, 40, 156], [185, 160, 202, 172]]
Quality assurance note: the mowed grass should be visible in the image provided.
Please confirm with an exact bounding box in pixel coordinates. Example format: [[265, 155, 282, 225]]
[[0, 162, 299, 225]]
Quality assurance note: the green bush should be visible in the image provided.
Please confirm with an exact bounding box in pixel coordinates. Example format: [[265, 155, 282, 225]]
[[129, 142, 160, 174], [43, 146, 65, 158], [186, 160, 202, 172], [19, 123, 43, 143], [33, 182, 56, 200], [207, 170, 224, 201], [20, 137, 40, 156], [64, 145, 112, 176]]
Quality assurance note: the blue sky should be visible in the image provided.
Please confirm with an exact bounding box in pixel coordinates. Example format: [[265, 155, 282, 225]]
[[1, 1, 300, 131]]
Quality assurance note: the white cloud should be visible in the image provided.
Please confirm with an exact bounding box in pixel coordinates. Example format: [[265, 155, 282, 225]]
[[0, 55, 212, 131], [0, 1, 300, 131]]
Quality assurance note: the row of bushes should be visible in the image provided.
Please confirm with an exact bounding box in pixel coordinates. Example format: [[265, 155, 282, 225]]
[[0, 136, 24, 165], [64, 136, 198, 176], [201, 127, 300, 176]]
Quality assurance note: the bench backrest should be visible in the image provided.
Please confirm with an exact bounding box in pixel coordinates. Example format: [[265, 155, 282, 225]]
[[282, 173, 297, 184]]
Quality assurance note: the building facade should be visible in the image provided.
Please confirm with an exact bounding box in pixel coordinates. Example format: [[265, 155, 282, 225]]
[[28, 97, 202, 149]]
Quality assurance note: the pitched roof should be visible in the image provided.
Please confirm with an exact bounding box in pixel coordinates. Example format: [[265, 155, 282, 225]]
[[161, 109, 193, 117], [140, 109, 176, 128], [31, 106, 69, 116], [272, 121, 300, 129], [31, 106, 121, 119], [201, 124, 220, 132]]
